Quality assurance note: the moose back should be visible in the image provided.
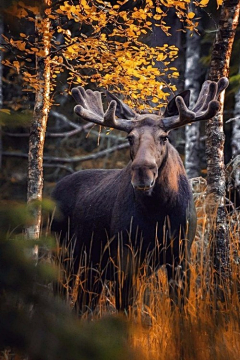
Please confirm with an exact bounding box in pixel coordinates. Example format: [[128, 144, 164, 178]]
[[52, 77, 228, 312]]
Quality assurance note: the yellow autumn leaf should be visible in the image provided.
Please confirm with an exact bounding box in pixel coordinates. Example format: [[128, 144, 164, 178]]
[[156, 7, 163, 13], [37, 49, 46, 57], [13, 61, 20, 73], [156, 53, 165, 61], [216, 0, 223, 8], [199, 0, 209, 6], [188, 12, 195, 19], [16, 40, 26, 51]]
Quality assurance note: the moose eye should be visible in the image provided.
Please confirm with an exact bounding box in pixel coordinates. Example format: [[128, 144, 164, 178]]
[[127, 135, 135, 145], [159, 136, 169, 143]]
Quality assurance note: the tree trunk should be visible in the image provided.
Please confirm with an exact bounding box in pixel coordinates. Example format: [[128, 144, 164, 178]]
[[0, 15, 3, 170], [231, 65, 240, 197], [184, 25, 201, 178], [206, 0, 239, 282], [26, 2, 51, 240]]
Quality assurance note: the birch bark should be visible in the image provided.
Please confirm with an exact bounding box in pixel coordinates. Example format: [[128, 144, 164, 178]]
[[231, 66, 240, 194], [206, 0, 239, 277], [26, 1, 51, 240], [185, 28, 201, 178], [0, 15, 3, 170]]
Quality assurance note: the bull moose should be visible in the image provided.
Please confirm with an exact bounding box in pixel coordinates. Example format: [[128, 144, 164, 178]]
[[52, 77, 228, 312]]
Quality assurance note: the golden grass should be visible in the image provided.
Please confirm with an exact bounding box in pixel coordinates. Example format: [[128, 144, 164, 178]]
[[127, 178, 240, 360], [56, 177, 240, 359]]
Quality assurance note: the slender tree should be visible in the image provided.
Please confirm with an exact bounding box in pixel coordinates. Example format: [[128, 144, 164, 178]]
[[26, 0, 51, 240], [0, 15, 2, 170], [184, 21, 202, 178], [231, 65, 240, 196], [206, 0, 239, 278]]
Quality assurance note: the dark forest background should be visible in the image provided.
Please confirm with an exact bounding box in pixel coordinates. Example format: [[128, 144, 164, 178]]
[[1, 0, 239, 206]]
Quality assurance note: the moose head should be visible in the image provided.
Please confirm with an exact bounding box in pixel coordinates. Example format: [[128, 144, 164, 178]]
[[72, 77, 228, 194]]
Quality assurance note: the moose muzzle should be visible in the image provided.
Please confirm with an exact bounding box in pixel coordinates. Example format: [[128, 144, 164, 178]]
[[131, 163, 158, 191]]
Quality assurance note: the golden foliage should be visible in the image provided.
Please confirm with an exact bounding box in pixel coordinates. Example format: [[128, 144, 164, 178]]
[[3, 0, 215, 110]]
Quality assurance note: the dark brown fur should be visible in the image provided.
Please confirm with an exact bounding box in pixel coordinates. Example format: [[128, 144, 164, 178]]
[[52, 128, 196, 311]]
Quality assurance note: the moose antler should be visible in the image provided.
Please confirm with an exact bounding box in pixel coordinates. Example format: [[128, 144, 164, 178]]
[[71, 87, 136, 132], [72, 77, 228, 133], [161, 77, 229, 131]]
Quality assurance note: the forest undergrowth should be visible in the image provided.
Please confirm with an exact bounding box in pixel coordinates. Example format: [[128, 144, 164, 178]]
[[55, 177, 240, 360]]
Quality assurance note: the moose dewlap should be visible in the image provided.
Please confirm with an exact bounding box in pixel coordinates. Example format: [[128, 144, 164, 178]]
[[52, 77, 228, 312]]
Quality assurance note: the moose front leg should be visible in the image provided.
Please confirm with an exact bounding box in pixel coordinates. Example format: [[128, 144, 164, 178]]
[[69, 254, 104, 315], [115, 271, 134, 312], [165, 238, 191, 307], [112, 233, 139, 312]]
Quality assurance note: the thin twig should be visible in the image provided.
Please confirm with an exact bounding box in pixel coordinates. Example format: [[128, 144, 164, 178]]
[[50, 110, 83, 129], [4, 127, 127, 140], [4, 128, 83, 138]]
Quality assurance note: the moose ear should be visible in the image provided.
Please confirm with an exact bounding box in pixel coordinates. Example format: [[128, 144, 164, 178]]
[[106, 91, 136, 120], [163, 90, 190, 117]]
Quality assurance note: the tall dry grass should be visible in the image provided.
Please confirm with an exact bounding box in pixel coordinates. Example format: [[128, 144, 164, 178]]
[[56, 177, 240, 359], [129, 177, 240, 360]]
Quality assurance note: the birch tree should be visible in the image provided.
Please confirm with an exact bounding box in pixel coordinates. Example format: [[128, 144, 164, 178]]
[[206, 0, 239, 278], [26, 0, 51, 240], [231, 65, 240, 198], [184, 23, 201, 178], [0, 15, 3, 170]]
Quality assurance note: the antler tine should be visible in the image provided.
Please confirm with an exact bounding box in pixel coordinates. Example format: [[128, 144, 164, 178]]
[[190, 78, 228, 116], [104, 101, 132, 132], [191, 81, 216, 113], [72, 86, 104, 123], [216, 77, 229, 97], [161, 77, 229, 131], [194, 77, 229, 121], [106, 90, 136, 119], [72, 86, 134, 132], [161, 97, 196, 131]]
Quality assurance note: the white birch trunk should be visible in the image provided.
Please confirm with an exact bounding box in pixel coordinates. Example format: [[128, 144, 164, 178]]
[[184, 29, 201, 178], [26, 2, 51, 241], [232, 66, 240, 191], [0, 15, 3, 170]]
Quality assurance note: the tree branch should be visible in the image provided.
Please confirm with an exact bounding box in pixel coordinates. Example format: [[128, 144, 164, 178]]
[[2, 142, 129, 164], [50, 110, 81, 129], [43, 163, 74, 173]]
